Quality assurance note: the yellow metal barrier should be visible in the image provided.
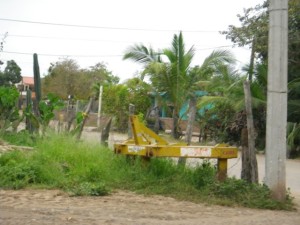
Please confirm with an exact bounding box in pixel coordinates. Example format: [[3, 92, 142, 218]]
[[114, 116, 238, 181]]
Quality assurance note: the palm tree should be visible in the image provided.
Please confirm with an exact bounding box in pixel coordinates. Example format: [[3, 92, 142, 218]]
[[183, 50, 236, 145], [124, 32, 195, 139]]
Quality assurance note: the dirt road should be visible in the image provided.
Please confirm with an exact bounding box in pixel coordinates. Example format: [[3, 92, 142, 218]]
[[0, 130, 300, 224], [1, 189, 300, 225]]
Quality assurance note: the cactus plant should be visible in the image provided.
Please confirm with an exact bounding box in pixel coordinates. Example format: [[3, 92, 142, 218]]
[[33, 53, 41, 115]]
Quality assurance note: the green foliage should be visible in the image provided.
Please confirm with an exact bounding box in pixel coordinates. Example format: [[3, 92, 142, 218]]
[[189, 160, 216, 188], [287, 122, 300, 158], [211, 178, 293, 210], [124, 33, 237, 139], [0, 60, 22, 86], [102, 80, 151, 132], [198, 101, 236, 143], [0, 151, 37, 189], [1, 130, 35, 147], [0, 86, 20, 131], [0, 132, 295, 210], [69, 111, 86, 135], [38, 93, 64, 132], [223, 0, 300, 124], [43, 59, 119, 99]]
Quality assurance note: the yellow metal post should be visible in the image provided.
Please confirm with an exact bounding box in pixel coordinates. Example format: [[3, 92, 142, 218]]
[[217, 158, 228, 181]]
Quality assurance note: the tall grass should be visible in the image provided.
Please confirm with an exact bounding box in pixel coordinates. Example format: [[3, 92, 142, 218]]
[[0, 132, 294, 210]]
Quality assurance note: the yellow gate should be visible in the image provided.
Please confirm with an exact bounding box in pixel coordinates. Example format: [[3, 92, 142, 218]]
[[114, 115, 238, 181]]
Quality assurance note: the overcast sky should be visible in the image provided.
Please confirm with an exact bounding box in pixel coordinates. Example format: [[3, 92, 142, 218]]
[[0, 0, 264, 82]]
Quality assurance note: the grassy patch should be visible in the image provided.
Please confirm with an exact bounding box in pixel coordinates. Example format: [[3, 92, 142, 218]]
[[0, 130, 36, 147], [0, 132, 295, 210]]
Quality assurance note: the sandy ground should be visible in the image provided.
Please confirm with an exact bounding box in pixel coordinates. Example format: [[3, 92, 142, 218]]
[[1, 128, 300, 224], [1, 189, 300, 225]]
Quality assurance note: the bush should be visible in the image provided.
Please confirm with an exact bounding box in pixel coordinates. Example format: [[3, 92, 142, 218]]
[[0, 151, 37, 189]]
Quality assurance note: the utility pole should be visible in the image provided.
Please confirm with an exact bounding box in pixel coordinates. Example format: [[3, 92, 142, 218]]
[[265, 0, 288, 201], [97, 85, 103, 129]]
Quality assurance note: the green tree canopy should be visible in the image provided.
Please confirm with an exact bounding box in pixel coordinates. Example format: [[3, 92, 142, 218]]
[[101, 78, 151, 131], [0, 60, 22, 86], [222, 0, 300, 123], [42, 59, 119, 99]]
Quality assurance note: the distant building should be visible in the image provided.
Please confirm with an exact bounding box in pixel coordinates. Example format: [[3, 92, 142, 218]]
[[16, 76, 36, 108]]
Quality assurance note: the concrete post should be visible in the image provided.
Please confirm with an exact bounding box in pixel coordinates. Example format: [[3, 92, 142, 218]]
[[265, 0, 288, 201]]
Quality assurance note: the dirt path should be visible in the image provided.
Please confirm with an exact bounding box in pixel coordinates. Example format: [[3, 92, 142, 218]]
[[1, 129, 300, 224], [0, 189, 299, 225]]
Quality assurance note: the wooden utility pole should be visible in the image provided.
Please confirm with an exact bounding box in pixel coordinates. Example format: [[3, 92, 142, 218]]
[[265, 0, 288, 201], [242, 81, 258, 183], [97, 85, 103, 129]]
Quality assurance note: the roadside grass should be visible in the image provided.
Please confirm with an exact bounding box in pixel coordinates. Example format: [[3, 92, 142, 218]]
[[0, 131, 295, 210], [0, 130, 36, 147]]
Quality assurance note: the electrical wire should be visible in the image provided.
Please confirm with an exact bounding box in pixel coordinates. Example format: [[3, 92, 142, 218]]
[[0, 18, 219, 33], [2, 51, 122, 58]]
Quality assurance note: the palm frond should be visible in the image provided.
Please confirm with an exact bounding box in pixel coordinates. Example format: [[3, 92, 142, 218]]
[[197, 95, 226, 108], [123, 44, 160, 64], [200, 49, 236, 70]]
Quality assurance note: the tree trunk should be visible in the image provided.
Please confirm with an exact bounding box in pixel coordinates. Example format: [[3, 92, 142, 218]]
[[241, 128, 251, 181], [185, 97, 197, 145], [242, 81, 258, 183], [101, 117, 112, 146], [153, 107, 160, 134], [178, 97, 197, 165], [171, 108, 181, 139]]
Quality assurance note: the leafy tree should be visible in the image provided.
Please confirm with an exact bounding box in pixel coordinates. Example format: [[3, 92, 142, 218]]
[[222, 0, 300, 157], [101, 78, 151, 132], [43, 59, 119, 99], [222, 0, 300, 122], [43, 59, 80, 99], [81, 62, 119, 98], [198, 64, 244, 142], [0, 60, 22, 86], [124, 77, 152, 116]]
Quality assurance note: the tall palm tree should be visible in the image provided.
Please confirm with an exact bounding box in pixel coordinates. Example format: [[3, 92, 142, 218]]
[[124, 33, 237, 140], [124, 32, 195, 139]]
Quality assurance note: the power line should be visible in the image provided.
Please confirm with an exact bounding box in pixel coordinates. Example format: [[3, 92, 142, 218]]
[[2, 51, 122, 58], [1, 33, 139, 44], [195, 45, 233, 51], [2, 33, 239, 48], [2, 44, 237, 58], [0, 18, 219, 33]]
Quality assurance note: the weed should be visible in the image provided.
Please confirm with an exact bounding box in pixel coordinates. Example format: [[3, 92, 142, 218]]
[[68, 182, 109, 196], [0, 132, 295, 210]]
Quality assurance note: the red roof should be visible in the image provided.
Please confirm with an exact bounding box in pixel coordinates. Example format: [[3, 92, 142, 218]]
[[22, 77, 34, 85]]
